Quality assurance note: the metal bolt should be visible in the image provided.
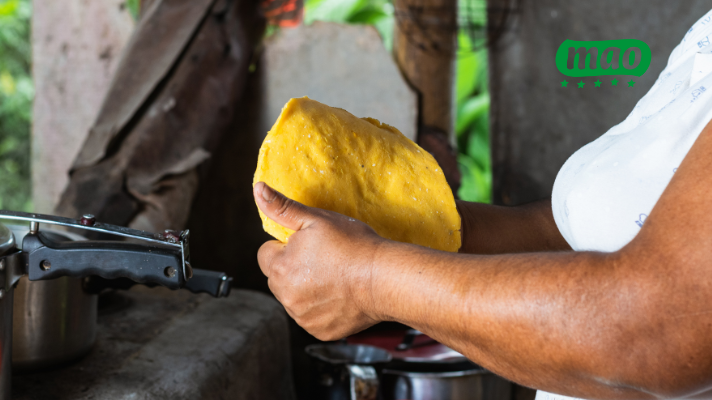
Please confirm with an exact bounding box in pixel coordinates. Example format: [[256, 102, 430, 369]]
[[29, 221, 39, 234], [164, 266, 176, 278], [80, 214, 96, 227], [163, 230, 180, 244], [40, 260, 51, 271]]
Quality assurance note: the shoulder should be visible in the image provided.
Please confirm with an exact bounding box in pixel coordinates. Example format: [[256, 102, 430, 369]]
[[668, 8, 712, 67]]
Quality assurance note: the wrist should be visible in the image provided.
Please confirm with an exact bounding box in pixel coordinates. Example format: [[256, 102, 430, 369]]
[[456, 200, 477, 254], [351, 238, 396, 323]]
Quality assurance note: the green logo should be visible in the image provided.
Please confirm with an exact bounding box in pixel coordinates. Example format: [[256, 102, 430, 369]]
[[555, 39, 651, 77]]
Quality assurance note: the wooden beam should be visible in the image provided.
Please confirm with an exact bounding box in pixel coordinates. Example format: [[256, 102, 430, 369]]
[[393, 0, 457, 137]]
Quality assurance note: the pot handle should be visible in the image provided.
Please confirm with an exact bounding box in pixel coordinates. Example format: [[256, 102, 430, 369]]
[[347, 364, 379, 400], [182, 268, 232, 297], [83, 269, 232, 298], [23, 232, 187, 290]]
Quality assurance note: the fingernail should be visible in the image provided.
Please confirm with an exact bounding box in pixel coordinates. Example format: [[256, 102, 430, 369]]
[[261, 183, 276, 202]]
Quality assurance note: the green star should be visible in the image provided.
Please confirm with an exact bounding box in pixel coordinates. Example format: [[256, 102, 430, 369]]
[[611, 79, 618, 86], [578, 81, 585, 88], [594, 79, 602, 87], [628, 80, 636, 87], [561, 80, 568, 87]]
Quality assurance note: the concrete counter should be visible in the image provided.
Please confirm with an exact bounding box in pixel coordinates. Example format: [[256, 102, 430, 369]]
[[13, 287, 296, 400]]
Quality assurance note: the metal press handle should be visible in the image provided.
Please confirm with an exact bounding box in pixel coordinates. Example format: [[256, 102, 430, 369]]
[[23, 233, 187, 290], [0, 210, 182, 247]]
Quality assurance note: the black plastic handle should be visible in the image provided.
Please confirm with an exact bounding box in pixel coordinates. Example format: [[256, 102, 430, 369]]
[[24, 232, 186, 290], [83, 269, 232, 298], [185, 269, 232, 297]]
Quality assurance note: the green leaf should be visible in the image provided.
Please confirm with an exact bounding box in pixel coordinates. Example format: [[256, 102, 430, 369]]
[[0, 70, 15, 94], [0, 0, 32, 211], [457, 153, 491, 203], [347, 7, 387, 24], [466, 130, 489, 171], [0, 137, 18, 155], [373, 12, 394, 51], [460, 0, 486, 28], [305, 0, 367, 24], [456, 92, 489, 136], [304, 0, 394, 50], [0, 0, 18, 18], [126, 0, 140, 21], [456, 32, 478, 103]]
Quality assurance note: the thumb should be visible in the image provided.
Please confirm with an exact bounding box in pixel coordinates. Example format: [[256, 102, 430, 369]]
[[253, 181, 318, 232]]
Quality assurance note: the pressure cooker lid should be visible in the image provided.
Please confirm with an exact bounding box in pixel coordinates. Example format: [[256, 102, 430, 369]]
[[0, 221, 16, 257], [347, 328, 466, 364]]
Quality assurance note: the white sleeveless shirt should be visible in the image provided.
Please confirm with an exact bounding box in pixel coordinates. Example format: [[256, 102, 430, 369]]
[[540, 8, 712, 400]]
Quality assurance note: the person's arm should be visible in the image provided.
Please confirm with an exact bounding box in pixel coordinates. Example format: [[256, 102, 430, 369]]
[[457, 199, 571, 254], [253, 119, 712, 399]]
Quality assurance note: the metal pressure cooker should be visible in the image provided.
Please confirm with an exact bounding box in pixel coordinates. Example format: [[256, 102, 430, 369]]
[[348, 328, 513, 400], [8, 224, 96, 372], [0, 210, 233, 399]]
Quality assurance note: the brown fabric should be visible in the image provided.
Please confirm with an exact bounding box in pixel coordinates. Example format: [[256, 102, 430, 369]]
[[56, 0, 265, 232]]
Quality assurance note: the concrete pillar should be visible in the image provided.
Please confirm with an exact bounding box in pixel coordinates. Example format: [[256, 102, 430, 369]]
[[31, 0, 134, 213]]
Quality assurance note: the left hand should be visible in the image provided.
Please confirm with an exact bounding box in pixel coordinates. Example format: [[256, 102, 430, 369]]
[[253, 182, 385, 340]]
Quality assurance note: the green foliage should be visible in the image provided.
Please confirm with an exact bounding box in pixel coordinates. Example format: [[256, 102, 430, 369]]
[[304, 0, 394, 51], [126, 0, 141, 21], [0, 0, 32, 211], [305, 0, 492, 203], [455, 28, 491, 203]]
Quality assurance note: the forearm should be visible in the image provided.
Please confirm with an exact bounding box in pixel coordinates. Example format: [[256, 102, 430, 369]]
[[457, 199, 571, 254], [367, 240, 697, 399]]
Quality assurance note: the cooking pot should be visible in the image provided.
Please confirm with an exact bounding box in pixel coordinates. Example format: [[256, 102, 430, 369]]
[[0, 210, 233, 399], [306, 343, 392, 400], [348, 328, 512, 400], [8, 224, 97, 371]]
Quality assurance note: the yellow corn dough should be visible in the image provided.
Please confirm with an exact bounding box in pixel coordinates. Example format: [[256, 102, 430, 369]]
[[253, 97, 461, 252]]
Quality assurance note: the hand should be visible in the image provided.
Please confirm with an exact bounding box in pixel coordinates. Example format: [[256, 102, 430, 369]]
[[253, 182, 384, 340]]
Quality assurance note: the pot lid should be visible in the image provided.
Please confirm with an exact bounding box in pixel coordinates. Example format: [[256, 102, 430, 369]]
[[347, 328, 465, 364], [305, 344, 392, 365], [0, 221, 16, 256]]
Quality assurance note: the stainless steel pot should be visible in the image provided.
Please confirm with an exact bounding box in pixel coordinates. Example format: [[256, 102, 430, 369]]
[[347, 328, 513, 400], [380, 365, 512, 400], [0, 223, 17, 400], [8, 225, 97, 371], [306, 343, 392, 400]]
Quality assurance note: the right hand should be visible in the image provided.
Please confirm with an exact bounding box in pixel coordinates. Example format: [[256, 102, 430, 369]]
[[253, 182, 386, 340]]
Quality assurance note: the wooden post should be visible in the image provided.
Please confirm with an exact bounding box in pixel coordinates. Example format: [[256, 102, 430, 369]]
[[393, 0, 460, 191], [393, 0, 457, 136]]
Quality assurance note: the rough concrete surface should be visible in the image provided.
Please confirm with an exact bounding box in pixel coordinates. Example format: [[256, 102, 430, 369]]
[[13, 288, 295, 400]]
